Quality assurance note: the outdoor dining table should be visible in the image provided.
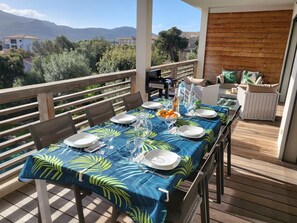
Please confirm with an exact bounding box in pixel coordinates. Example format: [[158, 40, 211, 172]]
[[19, 103, 229, 223]]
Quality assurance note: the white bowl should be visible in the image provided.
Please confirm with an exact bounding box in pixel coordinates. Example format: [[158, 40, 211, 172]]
[[177, 125, 205, 138], [64, 133, 98, 148], [110, 114, 137, 124], [142, 149, 181, 170]]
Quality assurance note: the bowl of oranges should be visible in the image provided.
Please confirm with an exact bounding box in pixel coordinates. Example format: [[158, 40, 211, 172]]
[[156, 109, 180, 122]]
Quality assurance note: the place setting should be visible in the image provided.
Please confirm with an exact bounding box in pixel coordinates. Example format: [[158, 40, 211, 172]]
[[63, 132, 106, 153], [141, 101, 163, 110]]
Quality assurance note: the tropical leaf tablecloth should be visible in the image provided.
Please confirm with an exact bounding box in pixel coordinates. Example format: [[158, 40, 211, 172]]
[[19, 104, 228, 223]]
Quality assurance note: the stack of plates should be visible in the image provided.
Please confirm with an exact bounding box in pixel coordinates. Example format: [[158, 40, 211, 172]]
[[64, 133, 98, 148], [142, 101, 163, 109], [177, 125, 205, 139], [142, 150, 181, 170], [195, 109, 217, 118], [110, 114, 137, 124]]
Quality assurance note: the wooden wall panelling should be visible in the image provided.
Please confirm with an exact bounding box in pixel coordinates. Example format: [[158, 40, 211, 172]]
[[204, 10, 293, 84]]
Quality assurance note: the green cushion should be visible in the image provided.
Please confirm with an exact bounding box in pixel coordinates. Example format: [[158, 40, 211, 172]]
[[241, 70, 260, 84], [222, 70, 237, 83]]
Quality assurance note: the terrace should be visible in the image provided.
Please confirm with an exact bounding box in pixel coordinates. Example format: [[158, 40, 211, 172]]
[[1, 0, 297, 222]]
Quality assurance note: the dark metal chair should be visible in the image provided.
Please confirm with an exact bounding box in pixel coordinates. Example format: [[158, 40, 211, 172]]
[[166, 141, 220, 223], [29, 113, 88, 223], [218, 105, 241, 195], [85, 101, 115, 127], [123, 91, 143, 111], [29, 113, 120, 223]]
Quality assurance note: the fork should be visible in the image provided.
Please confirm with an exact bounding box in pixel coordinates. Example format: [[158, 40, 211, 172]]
[[138, 166, 169, 178]]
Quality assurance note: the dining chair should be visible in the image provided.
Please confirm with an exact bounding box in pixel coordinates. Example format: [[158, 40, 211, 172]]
[[28, 113, 88, 223], [166, 142, 220, 223], [218, 105, 241, 195], [123, 91, 143, 111], [29, 113, 120, 223], [85, 101, 115, 127]]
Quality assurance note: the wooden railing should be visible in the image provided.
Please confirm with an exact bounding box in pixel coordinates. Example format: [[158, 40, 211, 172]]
[[0, 59, 198, 197]]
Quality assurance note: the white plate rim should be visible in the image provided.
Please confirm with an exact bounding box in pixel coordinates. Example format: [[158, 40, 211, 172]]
[[195, 109, 217, 118], [142, 150, 181, 170], [63, 132, 98, 148], [177, 126, 205, 139], [110, 114, 137, 124], [142, 101, 163, 109]]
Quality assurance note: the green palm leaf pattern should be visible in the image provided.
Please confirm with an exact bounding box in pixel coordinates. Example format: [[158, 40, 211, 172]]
[[204, 129, 215, 144], [127, 207, 153, 223], [176, 119, 198, 127], [171, 156, 192, 176], [217, 112, 228, 124], [142, 139, 174, 151], [89, 128, 121, 138], [46, 144, 61, 153], [124, 129, 157, 139], [32, 154, 63, 180], [68, 155, 111, 174], [89, 175, 131, 207]]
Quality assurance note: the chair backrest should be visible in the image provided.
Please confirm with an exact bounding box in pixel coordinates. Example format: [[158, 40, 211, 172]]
[[85, 101, 115, 127], [29, 113, 77, 150], [123, 91, 143, 111], [180, 142, 219, 223]]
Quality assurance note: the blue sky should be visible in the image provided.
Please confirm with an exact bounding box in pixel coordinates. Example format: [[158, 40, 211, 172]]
[[0, 0, 201, 34]]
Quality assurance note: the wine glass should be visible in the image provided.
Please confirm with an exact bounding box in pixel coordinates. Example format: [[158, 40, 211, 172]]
[[164, 118, 177, 132], [163, 99, 172, 110], [134, 113, 152, 140], [126, 138, 143, 162], [101, 135, 114, 150]]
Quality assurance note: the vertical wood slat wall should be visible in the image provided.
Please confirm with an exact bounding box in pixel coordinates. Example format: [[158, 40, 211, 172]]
[[203, 10, 293, 84]]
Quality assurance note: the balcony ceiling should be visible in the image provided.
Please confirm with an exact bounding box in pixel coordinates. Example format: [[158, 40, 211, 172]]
[[182, 0, 296, 9]]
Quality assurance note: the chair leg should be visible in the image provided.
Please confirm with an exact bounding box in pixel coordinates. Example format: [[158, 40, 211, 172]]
[[220, 143, 225, 195], [227, 127, 232, 176], [110, 206, 120, 223], [216, 149, 221, 203], [37, 203, 41, 223], [74, 186, 85, 223], [199, 179, 208, 223]]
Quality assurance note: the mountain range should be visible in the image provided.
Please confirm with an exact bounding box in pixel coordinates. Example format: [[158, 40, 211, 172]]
[[0, 10, 137, 41]]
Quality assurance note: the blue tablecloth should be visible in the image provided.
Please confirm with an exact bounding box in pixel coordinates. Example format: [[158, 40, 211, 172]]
[[19, 104, 228, 223]]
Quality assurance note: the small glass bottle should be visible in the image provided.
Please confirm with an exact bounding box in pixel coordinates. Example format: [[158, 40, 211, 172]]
[[172, 84, 180, 113]]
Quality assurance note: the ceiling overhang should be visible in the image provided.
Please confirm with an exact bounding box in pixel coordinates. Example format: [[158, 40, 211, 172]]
[[182, 0, 295, 11]]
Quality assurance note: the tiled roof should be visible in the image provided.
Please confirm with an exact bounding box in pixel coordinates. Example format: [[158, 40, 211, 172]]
[[4, 34, 39, 40]]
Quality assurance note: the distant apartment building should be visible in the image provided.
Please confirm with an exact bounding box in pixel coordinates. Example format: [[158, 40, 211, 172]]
[[2, 34, 39, 51], [117, 37, 136, 45], [117, 36, 157, 45]]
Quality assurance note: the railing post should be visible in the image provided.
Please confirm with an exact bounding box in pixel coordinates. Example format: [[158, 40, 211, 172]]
[[35, 92, 54, 223], [193, 60, 198, 78], [37, 92, 55, 121], [130, 74, 137, 94], [171, 66, 177, 79]]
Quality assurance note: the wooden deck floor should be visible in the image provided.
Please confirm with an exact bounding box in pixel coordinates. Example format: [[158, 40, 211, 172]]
[[1, 105, 297, 223]]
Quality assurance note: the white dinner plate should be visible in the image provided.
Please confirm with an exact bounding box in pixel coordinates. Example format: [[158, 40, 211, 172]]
[[110, 114, 137, 124], [142, 101, 163, 109], [177, 125, 205, 139], [142, 149, 181, 170], [195, 109, 217, 118], [64, 133, 98, 148]]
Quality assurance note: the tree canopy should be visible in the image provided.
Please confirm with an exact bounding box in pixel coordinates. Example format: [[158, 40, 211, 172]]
[[0, 53, 24, 89], [154, 27, 188, 62]]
